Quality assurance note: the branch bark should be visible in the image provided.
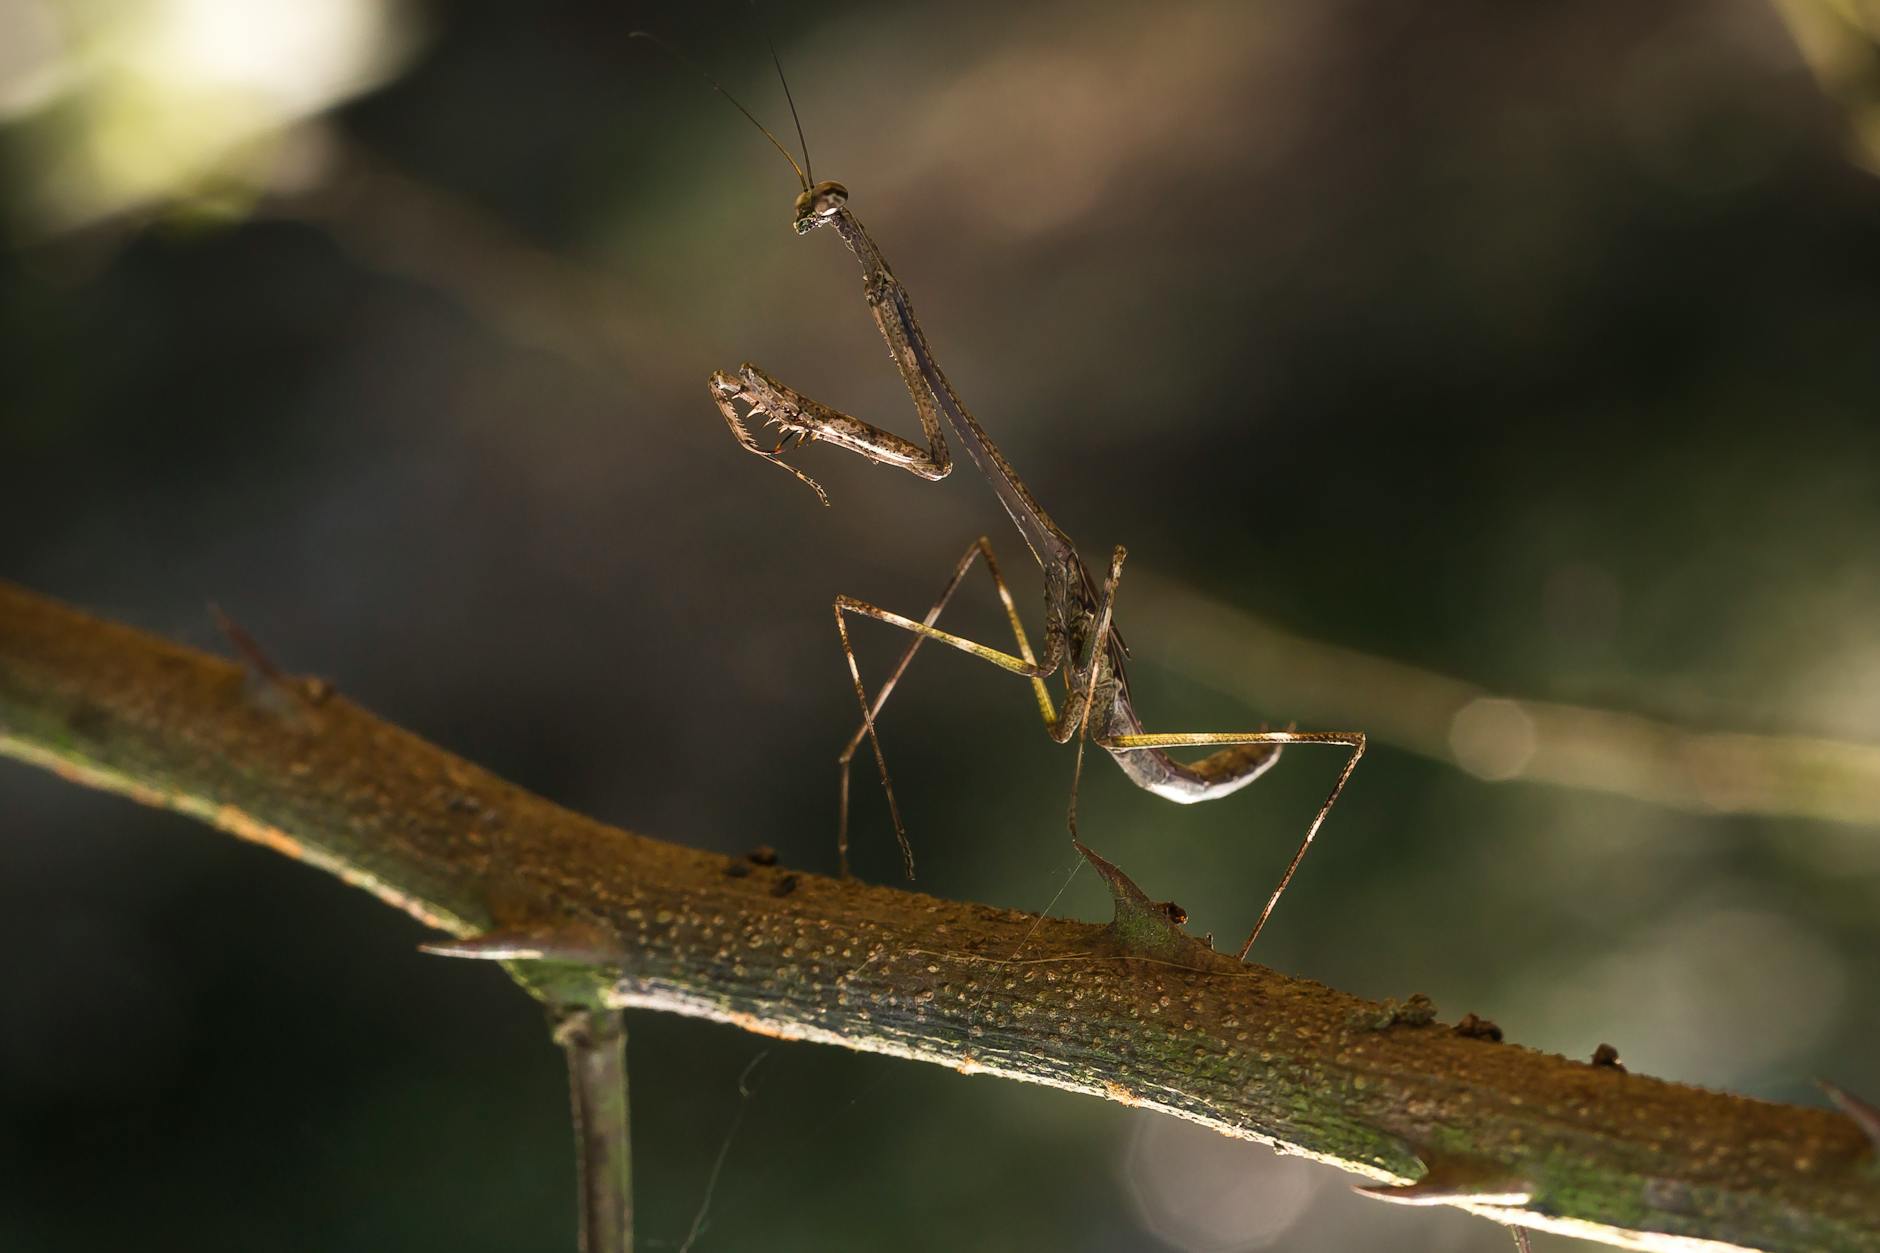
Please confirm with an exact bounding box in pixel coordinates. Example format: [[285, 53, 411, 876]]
[[2, 578, 1875, 1252]]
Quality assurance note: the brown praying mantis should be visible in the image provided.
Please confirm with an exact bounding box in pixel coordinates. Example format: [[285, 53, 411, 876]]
[[670, 41, 1366, 960]]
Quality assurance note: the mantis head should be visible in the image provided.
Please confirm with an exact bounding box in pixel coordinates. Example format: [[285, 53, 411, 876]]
[[793, 181, 848, 234]]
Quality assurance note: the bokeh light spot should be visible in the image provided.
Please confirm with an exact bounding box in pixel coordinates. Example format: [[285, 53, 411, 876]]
[[1449, 698, 1538, 781]]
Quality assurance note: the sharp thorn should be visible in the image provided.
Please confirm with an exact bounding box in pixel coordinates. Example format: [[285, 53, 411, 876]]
[[1820, 1079, 1880, 1153], [1355, 1180, 1533, 1208], [1355, 1150, 1534, 1208], [419, 924, 622, 965], [1075, 839, 1236, 972]]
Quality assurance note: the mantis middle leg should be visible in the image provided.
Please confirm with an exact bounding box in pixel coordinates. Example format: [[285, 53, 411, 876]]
[[834, 536, 1062, 877], [831, 562, 1070, 880]]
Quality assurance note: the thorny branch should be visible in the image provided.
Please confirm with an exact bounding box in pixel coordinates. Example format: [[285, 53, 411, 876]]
[[2, 578, 1877, 1253]]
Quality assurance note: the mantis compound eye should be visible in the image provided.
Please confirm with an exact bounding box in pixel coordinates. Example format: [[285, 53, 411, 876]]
[[793, 180, 849, 231]]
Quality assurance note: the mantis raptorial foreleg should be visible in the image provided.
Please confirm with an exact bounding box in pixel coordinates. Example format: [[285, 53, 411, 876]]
[[709, 326, 953, 507], [833, 536, 1061, 878]]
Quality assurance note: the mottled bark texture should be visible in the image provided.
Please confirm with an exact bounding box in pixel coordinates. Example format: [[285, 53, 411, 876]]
[[1, 579, 1875, 1252]]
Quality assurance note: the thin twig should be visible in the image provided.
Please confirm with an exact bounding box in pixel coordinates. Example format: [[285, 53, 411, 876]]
[[554, 1007, 633, 1253]]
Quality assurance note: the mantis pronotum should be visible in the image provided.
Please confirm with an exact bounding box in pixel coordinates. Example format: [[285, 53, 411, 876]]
[[666, 39, 1365, 959]]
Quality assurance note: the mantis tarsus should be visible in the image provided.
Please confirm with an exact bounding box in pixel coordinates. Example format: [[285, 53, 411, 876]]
[[674, 42, 1365, 959]]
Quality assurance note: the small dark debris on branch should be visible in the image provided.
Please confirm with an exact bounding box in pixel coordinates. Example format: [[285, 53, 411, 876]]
[[1453, 1012, 1504, 1042], [1351, 994, 1438, 1031]]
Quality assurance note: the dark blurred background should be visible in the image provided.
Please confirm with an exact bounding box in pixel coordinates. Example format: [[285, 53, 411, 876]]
[[4, 1, 1879, 1249]]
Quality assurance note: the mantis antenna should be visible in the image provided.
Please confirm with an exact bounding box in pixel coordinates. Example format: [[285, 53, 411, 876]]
[[763, 32, 813, 186], [628, 30, 809, 192]]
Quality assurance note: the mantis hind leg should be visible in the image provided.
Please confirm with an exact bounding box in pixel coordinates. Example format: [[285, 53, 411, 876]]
[[1080, 547, 1365, 959], [1099, 727, 1366, 960]]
